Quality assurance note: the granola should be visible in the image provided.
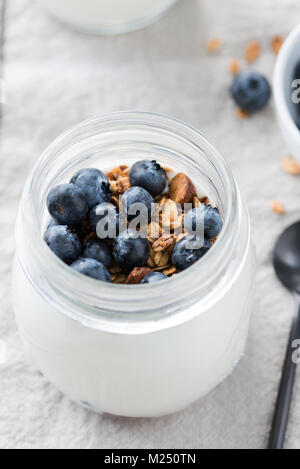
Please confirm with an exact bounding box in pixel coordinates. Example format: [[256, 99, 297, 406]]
[[280, 156, 300, 176], [271, 200, 285, 214], [45, 161, 222, 285], [245, 41, 261, 63], [206, 38, 221, 53]]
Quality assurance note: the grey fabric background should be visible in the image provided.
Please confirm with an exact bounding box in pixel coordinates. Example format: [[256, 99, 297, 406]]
[[1, 0, 300, 449]]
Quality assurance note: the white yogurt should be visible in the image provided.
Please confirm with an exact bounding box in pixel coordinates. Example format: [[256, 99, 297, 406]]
[[38, 0, 178, 34], [13, 243, 254, 417], [13, 113, 255, 417]]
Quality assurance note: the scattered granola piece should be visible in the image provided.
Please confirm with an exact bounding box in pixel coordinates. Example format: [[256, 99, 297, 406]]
[[154, 265, 170, 272], [206, 38, 221, 53], [271, 200, 285, 214], [152, 234, 176, 253], [175, 232, 187, 243], [161, 199, 181, 230], [169, 173, 196, 206], [245, 41, 261, 63], [109, 264, 123, 274], [162, 266, 177, 276], [280, 156, 300, 175], [199, 196, 210, 205], [111, 195, 120, 207], [107, 166, 122, 181], [126, 267, 153, 284], [271, 36, 284, 55], [148, 222, 162, 243], [148, 249, 169, 268], [229, 59, 241, 76], [163, 166, 173, 174], [110, 176, 131, 194], [236, 107, 250, 119], [193, 196, 202, 208], [112, 273, 127, 284]]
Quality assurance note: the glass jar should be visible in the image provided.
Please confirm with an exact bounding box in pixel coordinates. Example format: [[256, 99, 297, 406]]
[[13, 112, 255, 418], [37, 0, 178, 35]]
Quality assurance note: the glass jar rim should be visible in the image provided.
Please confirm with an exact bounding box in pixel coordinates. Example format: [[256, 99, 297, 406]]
[[17, 112, 249, 334]]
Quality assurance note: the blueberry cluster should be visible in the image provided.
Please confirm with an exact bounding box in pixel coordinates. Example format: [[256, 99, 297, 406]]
[[44, 162, 166, 283], [43, 161, 223, 284]]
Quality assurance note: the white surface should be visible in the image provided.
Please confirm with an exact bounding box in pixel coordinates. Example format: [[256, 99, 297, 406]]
[[274, 24, 300, 162], [38, 0, 177, 33], [1, 0, 300, 449]]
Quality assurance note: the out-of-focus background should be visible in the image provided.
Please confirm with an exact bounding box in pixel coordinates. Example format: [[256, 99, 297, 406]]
[[1, 0, 300, 449]]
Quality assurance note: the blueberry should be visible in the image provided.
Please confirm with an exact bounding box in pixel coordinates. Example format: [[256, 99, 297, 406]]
[[47, 218, 61, 229], [47, 183, 88, 226], [122, 187, 153, 223], [44, 225, 82, 265], [71, 258, 112, 282], [113, 229, 150, 271], [71, 168, 112, 209], [231, 72, 271, 113], [141, 272, 168, 284], [89, 203, 120, 239], [83, 240, 112, 268], [184, 205, 223, 240], [130, 160, 166, 197], [172, 236, 212, 271]]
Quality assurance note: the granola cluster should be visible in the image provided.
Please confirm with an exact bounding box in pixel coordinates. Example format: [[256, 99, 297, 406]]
[[106, 164, 209, 284]]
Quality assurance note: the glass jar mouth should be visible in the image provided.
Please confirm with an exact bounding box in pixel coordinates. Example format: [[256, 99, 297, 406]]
[[17, 112, 248, 333]]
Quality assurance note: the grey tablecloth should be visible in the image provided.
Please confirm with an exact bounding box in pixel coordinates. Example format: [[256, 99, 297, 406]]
[[1, 0, 300, 449]]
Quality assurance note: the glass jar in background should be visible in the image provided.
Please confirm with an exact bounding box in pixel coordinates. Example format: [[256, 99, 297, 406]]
[[13, 112, 255, 417], [37, 0, 178, 35]]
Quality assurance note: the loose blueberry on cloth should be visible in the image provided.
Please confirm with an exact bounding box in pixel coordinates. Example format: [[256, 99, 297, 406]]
[[231, 71, 271, 113]]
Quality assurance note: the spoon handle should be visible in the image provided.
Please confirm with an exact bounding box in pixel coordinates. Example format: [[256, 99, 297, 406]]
[[268, 300, 300, 449]]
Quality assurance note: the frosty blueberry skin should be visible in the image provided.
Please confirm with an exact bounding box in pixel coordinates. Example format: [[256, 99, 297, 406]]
[[172, 236, 212, 271], [47, 183, 89, 226], [44, 225, 82, 265], [141, 272, 168, 283], [184, 205, 223, 240], [71, 258, 112, 282], [231, 71, 271, 113], [71, 168, 112, 209], [113, 229, 150, 271], [122, 186, 154, 223], [83, 240, 112, 268], [89, 203, 120, 239], [130, 160, 166, 196]]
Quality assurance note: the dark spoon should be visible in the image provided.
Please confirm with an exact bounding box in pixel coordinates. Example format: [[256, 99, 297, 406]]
[[269, 221, 300, 449]]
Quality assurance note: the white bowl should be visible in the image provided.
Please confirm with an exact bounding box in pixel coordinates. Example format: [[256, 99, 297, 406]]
[[274, 24, 300, 161]]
